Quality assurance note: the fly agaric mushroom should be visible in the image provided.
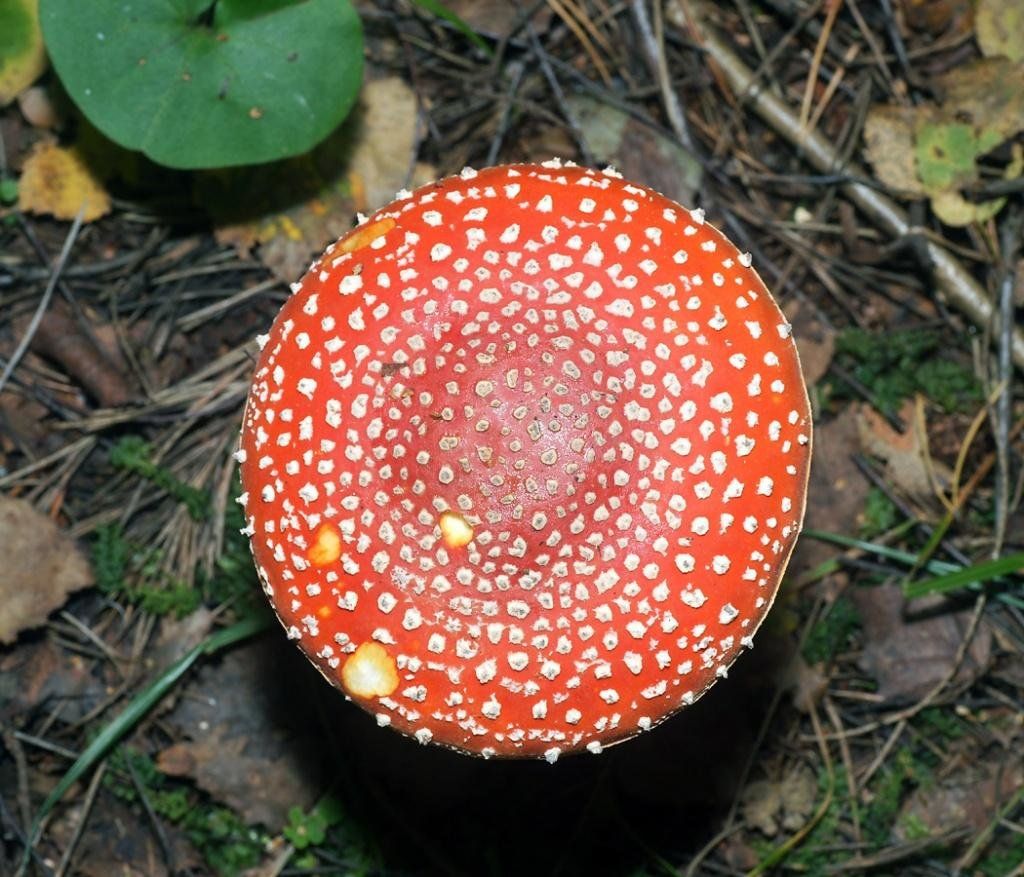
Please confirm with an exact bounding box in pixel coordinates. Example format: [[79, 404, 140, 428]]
[[238, 161, 811, 761]]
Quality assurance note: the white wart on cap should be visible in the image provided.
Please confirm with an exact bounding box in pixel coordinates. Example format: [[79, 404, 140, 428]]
[[238, 161, 812, 760]]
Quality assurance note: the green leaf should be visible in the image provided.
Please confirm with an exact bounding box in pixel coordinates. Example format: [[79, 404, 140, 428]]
[[39, 0, 363, 169], [0, 0, 47, 104]]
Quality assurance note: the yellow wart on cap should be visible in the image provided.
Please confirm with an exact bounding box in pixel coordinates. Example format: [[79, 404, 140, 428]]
[[341, 642, 400, 699], [340, 217, 396, 253], [438, 510, 474, 548], [308, 523, 342, 567]]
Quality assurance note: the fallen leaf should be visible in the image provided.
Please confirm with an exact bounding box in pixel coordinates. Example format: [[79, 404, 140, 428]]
[[850, 582, 991, 704], [863, 106, 926, 197], [160, 639, 325, 827], [0, 495, 93, 644], [779, 764, 818, 831], [567, 94, 702, 207], [863, 58, 1024, 225], [0, 0, 46, 105], [976, 0, 1024, 62], [0, 637, 107, 721], [741, 764, 817, 836], [440, 0, 551, 36], [17, 140, 111, 222], [856, 400, 950, 503], [788, 406, 869, 577], [742, 778, 783, 835], [898, 0, 973, 36], [896, 760, 1023, 839], [211, 76, 432, 284], [785, 299, 835, 387]]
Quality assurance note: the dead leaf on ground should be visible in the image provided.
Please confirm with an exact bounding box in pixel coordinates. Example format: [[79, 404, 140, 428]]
[[856, 400, 951, 504], [898, 0, 973, 36], [863, 58, 1024, 225], [0, 637, 107, 721], [211, 75, 434, 284], [0, 0, 47, 106], [788, 406, 869, 577], [159, 639, 325, 828], [440, 0, 552, 37], [850, 583, 992, 704], [17, 141, 111, 222], [741, 764, 818, 836], [0, 495, 94, 644], [896, 759, 1023, 839], [566, 94, 703, 207], [785, 299, 835, 387], [976, 0, 1024, 62]]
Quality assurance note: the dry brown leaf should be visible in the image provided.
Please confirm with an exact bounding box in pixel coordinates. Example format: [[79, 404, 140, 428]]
[[160, 641, 324, 827], [896, 760, 1024, 838], [566, 94, 702, 207], [856, 400, 950, 502], [850, 583, 991, 704], [789, 406, 869, 577], [976, 0, 1024, 62], [0, 495, 93, 644], [441, 0, 551, 36], [785, 299, 835, 387], [17, 141, 111, 222], [863, 106, 927, 197], [213, 76, 433, 284]]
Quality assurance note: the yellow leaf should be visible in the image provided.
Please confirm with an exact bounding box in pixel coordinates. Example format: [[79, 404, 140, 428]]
[[0, 0, 47, 105], [17, 141, 111, 222], [976, 0, 1024, 62]]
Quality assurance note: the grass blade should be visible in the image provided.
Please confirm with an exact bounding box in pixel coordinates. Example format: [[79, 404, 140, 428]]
[[904, 552, 1024, 599], [18, 613, 271, 872], [410, 0, 494, 56]]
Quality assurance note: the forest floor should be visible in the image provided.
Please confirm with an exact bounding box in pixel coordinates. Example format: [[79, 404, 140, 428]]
[[1, 1, 1023, 875]]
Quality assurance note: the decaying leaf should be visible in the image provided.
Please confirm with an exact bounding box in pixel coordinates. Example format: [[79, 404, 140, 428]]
[[976, 0, 1024, 62], [850, 583, 991, 704], [789, 406, 869, 577], [0, 0, 47, 105], [741, 765, 818, 836], [212, 76, 433, 284], [160, 641, 324, 827], [0, 495, 94, 644], [863, 58, 1024, 225], [856, 400, 951, 503], [17, 140, 111, 221], [863, 106, 926, 197], [567, 94, 702, 207], [896, 760, 1024, 838]]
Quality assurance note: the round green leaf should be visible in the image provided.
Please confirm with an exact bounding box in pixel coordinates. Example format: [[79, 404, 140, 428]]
[[40, 0, 363, 169]]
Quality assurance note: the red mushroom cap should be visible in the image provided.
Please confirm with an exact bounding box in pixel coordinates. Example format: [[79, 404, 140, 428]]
[[238, 161, 812, 761]]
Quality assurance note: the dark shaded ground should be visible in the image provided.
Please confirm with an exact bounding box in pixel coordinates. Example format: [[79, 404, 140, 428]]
[[2, 1, 1024, 876]]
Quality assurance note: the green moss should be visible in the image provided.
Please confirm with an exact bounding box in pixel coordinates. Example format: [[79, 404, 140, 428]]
[[104, 747, 266, 877], [802, 597, 861, 665], [91, 523, 200, 618], [110, 435, 210, 521], [860, 487, 899, 539], [834, 329, 980, 415]]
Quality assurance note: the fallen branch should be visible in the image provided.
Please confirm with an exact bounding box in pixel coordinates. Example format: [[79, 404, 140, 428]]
[[676, 0, 1024, 371]]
